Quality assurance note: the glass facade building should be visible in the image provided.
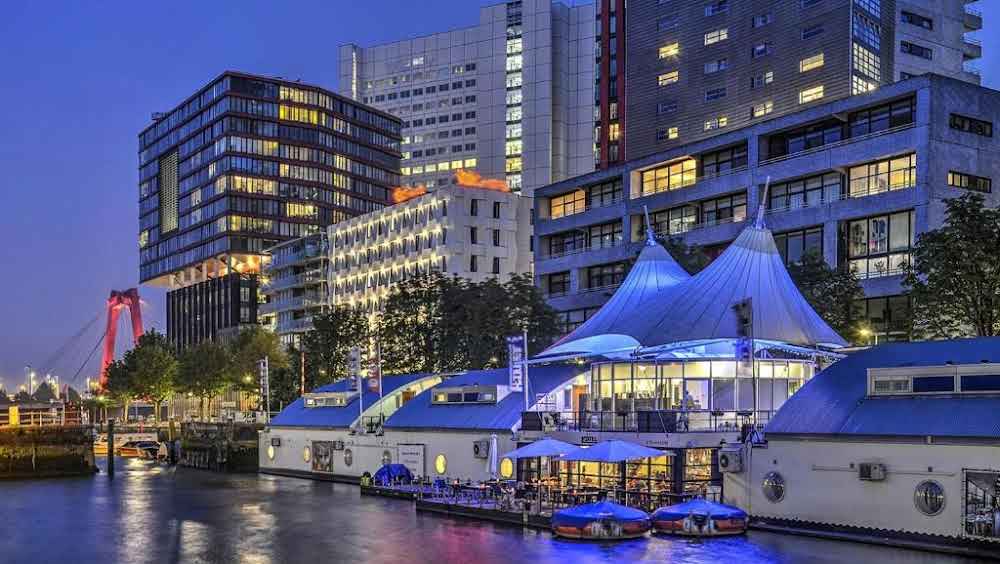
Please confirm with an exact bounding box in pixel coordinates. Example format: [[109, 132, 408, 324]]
[[138, 71, 402, 348]]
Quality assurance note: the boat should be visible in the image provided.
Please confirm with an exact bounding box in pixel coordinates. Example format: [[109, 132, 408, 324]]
[[551, 501, 651, 540], [651, 498, 747, 536]]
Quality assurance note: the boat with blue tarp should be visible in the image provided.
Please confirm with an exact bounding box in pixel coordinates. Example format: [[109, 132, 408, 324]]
[[552, 500, 651, 539], [651, 498, 747, 536]]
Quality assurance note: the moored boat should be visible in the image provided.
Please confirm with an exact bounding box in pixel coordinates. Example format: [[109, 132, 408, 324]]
[[651, 498, 747, 536], [551, 501, 651, 540]]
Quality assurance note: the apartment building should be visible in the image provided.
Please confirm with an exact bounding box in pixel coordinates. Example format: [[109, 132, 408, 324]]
[[533, 74, 1000, 342], [260, 233, 329, 345], [339, 0, 596, 196]]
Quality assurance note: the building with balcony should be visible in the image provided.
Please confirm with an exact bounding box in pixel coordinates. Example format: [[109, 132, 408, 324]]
[[328, 184, 533, 313], [260, 233, 330, 346], [338, 0, 596, 195], [534, 74, 1000, 343], [138, 71, 401, 348]]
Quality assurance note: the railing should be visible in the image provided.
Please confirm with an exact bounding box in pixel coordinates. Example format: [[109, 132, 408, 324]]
[[765, 182, 915, 215], [649, 214, 745, 240], [542, 238, 625, 260], [259, 294, 327, 314], [965, 36, 982, 47], [521, 409, 767, 434], [275, 317, 314, 333], [269, 247, 325, 269], [262, 269, 325, 292], [965, 6, 982, 18], [576, 283, 622, 295], [759, 123, 915, 167]]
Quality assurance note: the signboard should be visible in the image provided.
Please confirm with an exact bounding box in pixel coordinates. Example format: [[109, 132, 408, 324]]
[[366, 349, 381, 393], [507, 335, 525, 392], [348, 347, 362, 391], [398, 443, 425, 477]]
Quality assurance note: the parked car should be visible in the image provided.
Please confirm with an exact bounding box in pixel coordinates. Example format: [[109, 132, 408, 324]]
[[116, 441, 160, 458]]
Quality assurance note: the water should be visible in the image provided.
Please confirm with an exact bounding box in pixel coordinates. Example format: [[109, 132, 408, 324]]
[[0, 459, 981, 564]]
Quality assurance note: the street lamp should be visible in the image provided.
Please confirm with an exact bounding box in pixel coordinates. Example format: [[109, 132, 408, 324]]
[[858, 327, 878, 346]]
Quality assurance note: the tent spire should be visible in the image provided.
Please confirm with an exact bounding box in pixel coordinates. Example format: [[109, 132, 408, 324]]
[[754, 176, 771, 229], [643, 205, 657, 247]]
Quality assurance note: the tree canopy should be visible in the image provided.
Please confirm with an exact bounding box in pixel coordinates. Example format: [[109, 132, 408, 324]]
[[787, 250, 866, 343], [301, 306, 369, 389]]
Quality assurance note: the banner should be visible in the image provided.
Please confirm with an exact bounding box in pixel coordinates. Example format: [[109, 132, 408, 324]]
[[348, 347, 362, 391], [367, 348, 381, 393], [507, 335, 525, 392]]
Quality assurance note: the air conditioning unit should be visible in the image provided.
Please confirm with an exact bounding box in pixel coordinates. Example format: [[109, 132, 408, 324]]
[[473, 439, 490, 459], [718, 446, 743, 473], [858, 462, 887, 481], [332, 440, 345, 451]]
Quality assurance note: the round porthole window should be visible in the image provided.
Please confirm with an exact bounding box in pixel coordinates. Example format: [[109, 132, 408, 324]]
[[344, 448, 354, 467], [500, 457, 514, 479], [762, 471, 785, 503], [382, 450, 392, 465], [303, 446, 312, 463], [435, 454, 447, 475], [266, 445, 276, 461], [914, 480, 945, 516]]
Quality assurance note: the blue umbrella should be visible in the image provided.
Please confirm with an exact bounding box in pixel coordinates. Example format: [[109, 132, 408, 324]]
[[562, 440, 672, 463], [501, 437, 577, 460]]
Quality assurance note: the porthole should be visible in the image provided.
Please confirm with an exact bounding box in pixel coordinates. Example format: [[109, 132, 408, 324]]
[[500, 457, 514, 479], [762, 471, 785, 503], [382, 450, 392, 465], [435, 454, 447, 475], [266, 445, 276, 461], [344, 449, 354, 467], [303, 446, 312, 463], [914, 480, 945, 516]]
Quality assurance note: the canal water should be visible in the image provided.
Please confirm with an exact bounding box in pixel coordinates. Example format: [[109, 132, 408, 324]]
[[0, 459, 981, 564]]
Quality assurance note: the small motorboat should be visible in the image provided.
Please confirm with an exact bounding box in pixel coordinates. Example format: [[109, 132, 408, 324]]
[[551, 501, 651, 540], [651, 498, 748, 536]]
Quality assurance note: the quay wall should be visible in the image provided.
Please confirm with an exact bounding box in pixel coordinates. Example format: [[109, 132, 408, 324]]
[[0, 426, 96, 479]]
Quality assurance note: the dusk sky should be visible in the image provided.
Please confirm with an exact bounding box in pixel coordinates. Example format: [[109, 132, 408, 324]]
[[0, 1, 996, 389]]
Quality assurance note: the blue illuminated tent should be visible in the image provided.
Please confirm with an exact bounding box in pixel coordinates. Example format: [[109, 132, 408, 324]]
[[501, 438, 577, 460], [372, 463, 413, 486]]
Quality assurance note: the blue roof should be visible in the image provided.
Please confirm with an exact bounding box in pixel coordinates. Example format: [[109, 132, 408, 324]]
[[270, 373, 432, 428], [767, 338, 1000, 438], [384, 364, 586, 431]]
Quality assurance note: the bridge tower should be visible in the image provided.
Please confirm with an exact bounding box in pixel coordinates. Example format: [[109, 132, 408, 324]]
[[99, 289, 144, 387]]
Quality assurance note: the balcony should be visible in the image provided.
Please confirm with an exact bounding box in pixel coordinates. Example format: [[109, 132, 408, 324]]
[[276, 317, 315, 334], [964, 8, 983, 31], [521, 409, 761, 434], [261, 269, 325, 292], [541, 238, 625, 260], [765, 182, 915, 216], [760, 123, 914, 167], [963, 37, 982, 60], [269, 246, 325, 269], [259, 293, 327, 315]]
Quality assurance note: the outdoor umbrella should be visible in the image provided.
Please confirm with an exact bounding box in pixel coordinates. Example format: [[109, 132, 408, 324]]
[[562, 440, 673, 504], [488, 433, 499, 479], [500, 437, 577, 460]]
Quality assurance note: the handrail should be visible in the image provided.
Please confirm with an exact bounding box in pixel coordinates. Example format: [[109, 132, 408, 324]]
[[543, 238, 625, 260], [765, 182, 915, 215], [760, 123, 915, 167]]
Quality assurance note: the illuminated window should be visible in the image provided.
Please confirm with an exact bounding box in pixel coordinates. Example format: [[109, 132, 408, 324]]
[[704, 28, 728, 46], [640, 158, 696, 195], [658, 43, 680, 59], [799, 53, 825, 72], [500, 458, 514, 479], [658, 71, 679, 86], [750, 71, 774, 88], [853, 43, 880, 80], [704, 116, 728, 130], [799, 85, 825, 104], [267, 445, 275, 460], [303, 446, 312, 463], [550, 190, 586, 218], [464, 158, 477, 168], [505, 157, 523, 173], [608, 123, 621, 141], [852, 76, 878, 95], [435, 454, 447, 474], [752, 101, 774, 118]]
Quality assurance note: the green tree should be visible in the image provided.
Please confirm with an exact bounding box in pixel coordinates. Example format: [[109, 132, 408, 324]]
[[126, 331, 178, 423], [229, 326, 289, 392], [663, 235, 712, 274], [104, 358, 134, 422], [302, 306, 370, 389], [376, 273, 447, 374], [177, 341, 231, 419], [787, 250, 866, 342], [903, 193, 1000, 338]]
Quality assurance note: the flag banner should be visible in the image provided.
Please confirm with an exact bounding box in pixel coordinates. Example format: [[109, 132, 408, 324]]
[[507, 335, 525, 392]]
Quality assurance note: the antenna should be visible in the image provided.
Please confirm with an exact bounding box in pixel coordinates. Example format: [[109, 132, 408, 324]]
[[642, 205, 657, 246], [754, 176, 771, 229]]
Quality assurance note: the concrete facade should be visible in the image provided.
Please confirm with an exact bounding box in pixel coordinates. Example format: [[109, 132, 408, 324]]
[[533, 75, 1000, 340], [260, 233, 329, 346]]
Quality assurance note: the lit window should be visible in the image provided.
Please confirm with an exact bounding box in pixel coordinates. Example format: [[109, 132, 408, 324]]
[[658, 71, 680, 86], [302, 446, 312, 463], [435, 454, 447, 475], [464, 158, 477, 168], [799, 85, 825, 104], [704, 28, 729, 46], [704, 116, 728, 130], [799, 53, 825, 72], [852, 76, 878, 95], [853, 42, 881, 81], [267, 445, 275, 460], [608, 123, 621, 141], [668, 127, 678, 139], [658, 43, 680, 59], [500, 458, 514, 479], [752, 101, 774, 118]]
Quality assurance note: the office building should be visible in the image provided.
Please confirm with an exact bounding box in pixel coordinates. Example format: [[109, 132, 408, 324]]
[[533, 74, 1000, 342], [259, 233, 330, 346], [615, 0, 982, 162], [339, 0, 596, 196], [328, 184, 533, 313], [138, 71, 402, 348]]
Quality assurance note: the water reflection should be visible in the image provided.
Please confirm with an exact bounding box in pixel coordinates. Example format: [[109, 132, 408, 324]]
[[0, 460, 979, 564]]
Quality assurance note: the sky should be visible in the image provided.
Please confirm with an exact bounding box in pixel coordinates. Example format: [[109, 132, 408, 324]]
[[0, 1, 996, 389]]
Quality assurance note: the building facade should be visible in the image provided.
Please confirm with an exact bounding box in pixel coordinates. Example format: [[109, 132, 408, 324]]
[[260, 233, 329, 346], [137, 71, 402, 348], [328, 184, 533, 313], [621, 0, 982, 161], [534, 74, 1000, 342], [338, 0, 596, 196]]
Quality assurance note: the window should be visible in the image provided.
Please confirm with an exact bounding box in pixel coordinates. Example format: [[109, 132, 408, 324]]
[[752, 101, 774, 118], [657, 101, 678, 114], [646, 205, 697, 235], [492, 229, 501, 247], [948, 171, 992, 193], [798, 85, 824, 104], [855, 0, 880, 18], [849, 154, 917, 196], [762, 472, 785, 503], [704, 1, 728, 16], [588, 221, 624, 250], [752, 13, 773, 28], [768, 119, 843, 158], [901, 11, 933, 30], [588, 178, 624, 207], [640, 158, 696, 195], [799, 53, 824, 72], [771, 172, 842, 211], [492, 201, 501, 218], [657, 126, 679, 141], [845, 210, 915, 279], [548, 230, 586, 256], [851, 295, 911, 343], [705, 87, 727, 100], [700, 145, 748, 178], [849, 97, 914, 136], [700, 193, 747, 226], [587, 262, 627, 288], [434, 454, 447, 475], [901, 41, 932, 60], [950, 114, 993, 137], [469, 254, 478, 272], [470, 198, 479, 216], [801, 23, 824, 39], [658, 71, 679, 86], [852, 76, 878, 95], [704, 29, 728, 46], [547, 272, 570, 296], [704, 116, 728, 130], [774, 227, 823, 264], [658, 42, 680, 59], [750, 71, 774, 88], [492, 257, 501, 274], [751, 42, 772, 58], [550, 190, 586, 218], [556, 307, 601, 334], [704, 59, 728, 74], [470, 226, 478, 245], [853, 13, 881, 50], [658, 15, 679, 31], [853, 43, 880, 80], [914, 481, 945, 516]]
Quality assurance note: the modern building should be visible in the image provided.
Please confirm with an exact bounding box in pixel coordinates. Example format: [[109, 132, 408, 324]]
[[259, 233, 330, 346], [137, 71, 402, 348], [724, 338, 1000, 556], [338, 0, 596, 195], [616, 0, 982, 162], [327, 184, 533, 313], [534, 74, 1000, 342]]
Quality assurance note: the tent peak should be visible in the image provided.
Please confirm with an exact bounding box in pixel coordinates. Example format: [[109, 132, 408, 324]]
[[754, 176, 771, 230]]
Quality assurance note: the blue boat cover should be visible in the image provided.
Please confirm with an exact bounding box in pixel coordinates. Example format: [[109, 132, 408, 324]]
[[562, 440, 671, 463], [552, 501, 650, 529], [652, 498, 747, 521], [372, 463, 413, 486]]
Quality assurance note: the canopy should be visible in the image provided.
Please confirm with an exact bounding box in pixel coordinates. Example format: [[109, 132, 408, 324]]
[[372, 463, 413, 486], [562, 440, 671, 463], [501, 437, 577, 460], [552, 501, 650, 529], [652, 498, 747, 521], [487, 434, 499, 479]]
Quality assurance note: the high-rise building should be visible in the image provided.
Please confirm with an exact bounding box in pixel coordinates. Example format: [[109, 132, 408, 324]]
[[259, 233, 330, 346], [138, 71, 402, 348], [339, 0, 596, 196], [616, 0, 982, 161]]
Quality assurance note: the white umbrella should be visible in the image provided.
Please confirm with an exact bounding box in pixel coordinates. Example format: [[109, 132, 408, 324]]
[[488, 433, 499, 479]]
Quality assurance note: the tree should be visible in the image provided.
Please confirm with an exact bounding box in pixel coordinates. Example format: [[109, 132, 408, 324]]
[[302, 306, 370, 389], [177, 341, 231, 419], [663, 235, 712, 274], [787, 250, 865, 342], [376, 273, 447, 374], [229, 326, 289, 392], [903, 193, 1000, 338], [104, 359, 134, 422], [126, 331, 177, 423]]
